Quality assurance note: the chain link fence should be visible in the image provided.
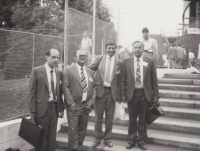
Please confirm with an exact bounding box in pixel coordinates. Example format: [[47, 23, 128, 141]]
[[0, 8, 117, 122]]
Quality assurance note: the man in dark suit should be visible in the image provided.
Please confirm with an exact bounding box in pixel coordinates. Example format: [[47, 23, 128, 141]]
[[89, 41, 122, 148], [62, 49, 96, 151], [121, 41, 159, 150], [176, 44, 185, 68], [29, 49, 64, 151]]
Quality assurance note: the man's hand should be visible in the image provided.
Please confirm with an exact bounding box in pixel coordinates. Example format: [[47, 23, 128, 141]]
[[30, 113, 36, 124], [85, 102, 92, 110], [59, 112, 64, 118], [69, 103, 79, 113], [153, 97, 159, 103]]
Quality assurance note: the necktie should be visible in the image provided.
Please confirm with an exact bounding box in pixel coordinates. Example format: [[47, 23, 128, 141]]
[[81, 68, 88, 92], [136, 58, 141, 86], [105, 57, 111, 82], [50, 70, 56, 101]]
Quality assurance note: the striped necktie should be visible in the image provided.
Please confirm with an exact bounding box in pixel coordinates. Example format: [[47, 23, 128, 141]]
[[81, 67, 88, 92], [136, 58, 141, 86]]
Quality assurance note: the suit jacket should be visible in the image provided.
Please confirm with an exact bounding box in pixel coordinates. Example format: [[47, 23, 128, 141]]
[[29, 65, 64, 118], [176, 46, 184, 60], [121, 56, 159, 102], [167, 47, 177, 59], [89, 55, 122, 101], [62, 64, 96, 107]]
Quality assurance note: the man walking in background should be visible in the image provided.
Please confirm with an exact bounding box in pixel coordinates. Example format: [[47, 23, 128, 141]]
[[29, 49, 64, 151], [62, 49, 96, 151], [89, 41, 122, 148], [142, 27, 159, 64], [176, 44, 185, 68], [81, 30, 92, 65], [121, 41, 159, 150], [167, 43, 177, 68]]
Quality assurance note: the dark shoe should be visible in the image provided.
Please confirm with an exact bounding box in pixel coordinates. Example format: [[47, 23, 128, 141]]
[[138, 143, 147, 150], [126, 141, 136, 149], [105, 142, 113, 148], [92, 141, 100, 148]]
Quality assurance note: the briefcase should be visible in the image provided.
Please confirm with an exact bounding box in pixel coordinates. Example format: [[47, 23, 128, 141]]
[[146, 102, 165, 125], [19, 117, 45, 148]]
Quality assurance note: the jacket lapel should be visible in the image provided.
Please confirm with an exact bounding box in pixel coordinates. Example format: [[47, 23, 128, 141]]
[[99, 55, 106, 80], [111, 58, 118, 82], [129, 57, 135, 79], [42, 65, 49, 90], [72, 64, 82, 87], [86, 67, 92, 92], [55, 68, 60, 94], [143, 57, 148, 80]]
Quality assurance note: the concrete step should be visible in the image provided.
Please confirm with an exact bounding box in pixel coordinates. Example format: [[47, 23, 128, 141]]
[[164, 74, 200, 79], [159, 98, 197, 108], [88, 111, 200, 134], [162, 106, 200, 120], [158, 78, 193, 85], [159, 84, 200, 92], [159, 89, 200, 100], [56, 132, 198, 151], [60, 122, 200, 150]]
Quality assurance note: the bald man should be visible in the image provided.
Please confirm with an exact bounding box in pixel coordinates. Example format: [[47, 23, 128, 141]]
[[29, 49, 64, 151]]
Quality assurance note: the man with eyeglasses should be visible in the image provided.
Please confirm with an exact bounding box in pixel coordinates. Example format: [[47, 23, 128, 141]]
[[62, 49, 96, 151], [89, 41, 122, 148]]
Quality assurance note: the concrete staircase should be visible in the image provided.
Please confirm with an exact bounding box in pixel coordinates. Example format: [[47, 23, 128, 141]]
[[56, 73, 200, 151]]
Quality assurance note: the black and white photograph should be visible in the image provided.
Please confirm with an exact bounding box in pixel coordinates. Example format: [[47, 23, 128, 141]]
[[0, 0, 200, 151]]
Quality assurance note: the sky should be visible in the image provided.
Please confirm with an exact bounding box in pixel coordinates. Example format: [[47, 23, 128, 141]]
[[102, 0, 189, 47]]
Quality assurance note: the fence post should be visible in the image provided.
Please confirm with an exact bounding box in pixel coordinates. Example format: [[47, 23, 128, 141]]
[[32, 35, 35, 69]]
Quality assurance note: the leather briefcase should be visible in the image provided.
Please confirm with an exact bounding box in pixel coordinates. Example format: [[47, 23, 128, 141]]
[[19, 117, 45, 149], [146, 102, 164, 125]]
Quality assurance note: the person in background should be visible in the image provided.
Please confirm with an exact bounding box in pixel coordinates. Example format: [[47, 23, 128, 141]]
[[29, 49, 64, 151], [176, 44, 185, 68], [167, 43, 177, 68], [121, 41, 159, 150], [188, 49, 195, 67], [142, 27, 159, 64], [81, 30, 92, 65]]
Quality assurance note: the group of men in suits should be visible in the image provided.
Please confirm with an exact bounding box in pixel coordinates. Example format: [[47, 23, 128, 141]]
[[29, 36, 159, 150]]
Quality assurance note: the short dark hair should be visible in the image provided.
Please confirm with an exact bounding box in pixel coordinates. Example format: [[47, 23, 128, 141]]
[[105, 41, 117, 49], [132, 41, 144, 47], [142, 27, 149, 33]]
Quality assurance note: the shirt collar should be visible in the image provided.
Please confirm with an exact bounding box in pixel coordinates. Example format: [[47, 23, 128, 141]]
[[45, 63, 55, 73], [76, 63, 85, 71], [134, 55, 143, 63]]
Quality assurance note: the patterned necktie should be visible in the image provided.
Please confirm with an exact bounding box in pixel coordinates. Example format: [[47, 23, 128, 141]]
[[105, 57, 111, 82], [81, 68, 88, 92], [50, 70, 56, 101], [136, 58, 141, 86]]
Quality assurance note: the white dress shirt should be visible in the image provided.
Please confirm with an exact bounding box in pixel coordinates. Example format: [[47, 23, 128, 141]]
[[143, 37, 157, 53], [81, 37, 92, 51], [45, 63, 57, 102], [104, 54, 115, 87], [134, 56, 144, 88], [76, 63, 88, 101]]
